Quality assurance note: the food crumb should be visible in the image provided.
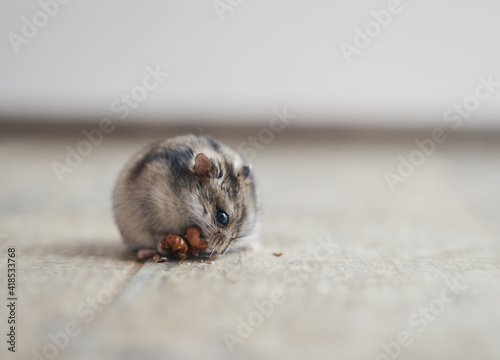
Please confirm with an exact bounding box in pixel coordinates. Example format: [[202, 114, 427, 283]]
[[272, 252, 283, 257], [199, 260, 213, 264], [152, 254, 168, 263]]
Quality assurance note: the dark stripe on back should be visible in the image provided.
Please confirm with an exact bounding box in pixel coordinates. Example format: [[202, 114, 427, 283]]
[[130, 145, 194, 180]]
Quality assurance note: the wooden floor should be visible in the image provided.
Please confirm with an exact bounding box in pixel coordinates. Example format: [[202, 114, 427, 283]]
[[1, 127, 500, 360]]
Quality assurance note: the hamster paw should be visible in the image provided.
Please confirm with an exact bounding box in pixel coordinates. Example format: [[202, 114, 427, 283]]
[[137, 248, 158, 261]]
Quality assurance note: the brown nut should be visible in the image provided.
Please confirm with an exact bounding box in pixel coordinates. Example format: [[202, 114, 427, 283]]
[[158, 234, 189, 259], [185, 226, 208, 257]]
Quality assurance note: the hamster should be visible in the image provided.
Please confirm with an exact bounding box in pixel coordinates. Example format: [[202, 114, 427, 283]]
[[112, 134, 260, 256]]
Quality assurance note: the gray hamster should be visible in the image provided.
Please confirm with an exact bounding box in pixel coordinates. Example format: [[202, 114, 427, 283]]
[[112, 134, 260, 257]]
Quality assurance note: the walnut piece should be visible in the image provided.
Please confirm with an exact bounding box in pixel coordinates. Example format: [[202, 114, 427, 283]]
[[157, 227, 208, 260], [185, 226, 208, 257], [158, 234, 189, 259]]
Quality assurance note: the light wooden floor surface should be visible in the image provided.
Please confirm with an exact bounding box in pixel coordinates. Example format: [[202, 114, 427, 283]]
[[1, 129, 499, 360]]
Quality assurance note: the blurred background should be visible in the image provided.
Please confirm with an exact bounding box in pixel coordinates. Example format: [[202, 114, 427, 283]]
[[1, 0, 500, 128], [1, 1, 500, 360]]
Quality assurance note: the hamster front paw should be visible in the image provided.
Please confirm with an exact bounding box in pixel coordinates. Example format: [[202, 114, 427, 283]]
[[137, 248, 158, 261]]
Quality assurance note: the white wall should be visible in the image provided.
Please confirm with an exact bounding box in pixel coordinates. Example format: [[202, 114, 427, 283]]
[[1, 0, 500, 128]]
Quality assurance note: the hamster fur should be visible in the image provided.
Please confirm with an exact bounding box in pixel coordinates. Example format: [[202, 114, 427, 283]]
[[112, 134, 260, 256]]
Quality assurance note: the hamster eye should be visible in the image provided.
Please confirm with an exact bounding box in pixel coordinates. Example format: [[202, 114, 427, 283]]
[[216, 209, 229, 226]]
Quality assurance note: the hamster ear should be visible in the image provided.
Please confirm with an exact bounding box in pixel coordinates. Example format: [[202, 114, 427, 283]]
[[239, 164, 252, 179], [194, 153, 213, 177]]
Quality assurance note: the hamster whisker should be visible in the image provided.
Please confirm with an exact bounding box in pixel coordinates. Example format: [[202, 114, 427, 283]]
[[214, 237, 224, 248], [220, 241, 232, 255]]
